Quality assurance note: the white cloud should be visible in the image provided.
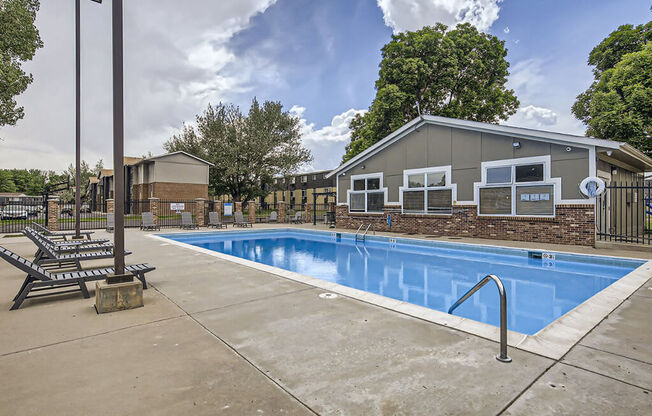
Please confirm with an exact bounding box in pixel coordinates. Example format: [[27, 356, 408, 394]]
[[507, 58, 545, 95], [0, 0, 278, 170], [503, 26, 509, 34], [290, 106, 366, 171], [377, 0, 502, 33], [510, 105, 558, 127]]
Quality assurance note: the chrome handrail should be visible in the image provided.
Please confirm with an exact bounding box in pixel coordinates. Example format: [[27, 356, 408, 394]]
[[355, 223, 366, 241], [448, 274, 511, 363]]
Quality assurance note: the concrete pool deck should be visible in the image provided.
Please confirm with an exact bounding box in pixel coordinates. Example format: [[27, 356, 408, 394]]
[[0, 226, 650, 415]]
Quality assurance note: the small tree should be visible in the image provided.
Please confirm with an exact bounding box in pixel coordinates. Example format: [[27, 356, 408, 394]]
[[0, 0, 43, 127], [165, 98, 313, 202], [572, 22, 651, 155], [343, 23, 519, 161]]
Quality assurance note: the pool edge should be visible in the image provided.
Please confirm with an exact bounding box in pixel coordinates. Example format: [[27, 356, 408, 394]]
[[147, 230, 652, 360]]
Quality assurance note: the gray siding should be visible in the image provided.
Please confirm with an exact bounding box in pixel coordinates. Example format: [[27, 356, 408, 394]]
[[338, 124, 591, 204]]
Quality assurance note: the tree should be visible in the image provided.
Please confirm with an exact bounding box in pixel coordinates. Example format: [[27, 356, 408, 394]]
[[0, 170, 17, 192], [572, 22, 651, 155], [343, 23, 519, 161], [165, 98, 313, 202], [0, 0, 43, 127]]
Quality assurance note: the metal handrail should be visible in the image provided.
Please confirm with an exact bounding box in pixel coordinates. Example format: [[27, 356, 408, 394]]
[[355, 223, 366, 241], [363, 223, 375, 237], [448, 274, 511, 363]]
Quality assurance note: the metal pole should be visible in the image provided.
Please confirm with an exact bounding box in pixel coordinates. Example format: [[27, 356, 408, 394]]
[[74, 0, 81, 238], [112, 0, 125, 276]]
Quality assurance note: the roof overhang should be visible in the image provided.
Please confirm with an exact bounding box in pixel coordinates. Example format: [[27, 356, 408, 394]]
[[136, 151, 214, 167], [327, 115, 652, 177]]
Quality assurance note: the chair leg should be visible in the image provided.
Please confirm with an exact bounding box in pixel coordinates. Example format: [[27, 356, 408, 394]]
[[78, 280, 90, 298], [13, 276, 34, 301], [11, 282, 34, 310]]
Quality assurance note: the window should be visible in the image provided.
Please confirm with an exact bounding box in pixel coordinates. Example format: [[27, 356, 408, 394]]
[[400, 167, 453, 214], [479, 159, 553, 216], [348, 174, 386, 213]]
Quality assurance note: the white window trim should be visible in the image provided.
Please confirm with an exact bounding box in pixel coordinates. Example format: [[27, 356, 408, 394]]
[[475, 155, 558, 218], [398, 166, 457, 215], [347, 172, 388, 213]]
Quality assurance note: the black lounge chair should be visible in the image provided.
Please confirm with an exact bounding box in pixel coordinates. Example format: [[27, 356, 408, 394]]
[[208, 211, 227, 229], [180, 212, 199, 229], [233, 211, 252, 228], [0, 245, 154, 310], [24, 229, 131, 270], [30, 222, 94, 240], [140, 212, 160, 231], [24, 228, 112, 256]]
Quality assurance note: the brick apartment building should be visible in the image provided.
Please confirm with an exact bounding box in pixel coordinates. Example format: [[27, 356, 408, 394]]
[[263, 170, 336, 208], [88, 152, 212, 210]]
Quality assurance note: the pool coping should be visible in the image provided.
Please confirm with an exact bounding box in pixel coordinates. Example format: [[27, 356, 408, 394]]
[[147, 228, 652, 360]]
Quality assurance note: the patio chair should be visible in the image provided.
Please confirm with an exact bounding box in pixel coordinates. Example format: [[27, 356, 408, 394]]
[[24, 228, 112, 255], [208, 211, 227, 229], [106, 213, 114, 232], [233, 211, 253, 228], [180, 212, 199, 229], [268, 211, 278, 223], [29, 221, 94, 241], [0, 245, 154, 310], [23, 229, 131, 270], [290, 212, 304, 224], [140, 212, 160, 231]]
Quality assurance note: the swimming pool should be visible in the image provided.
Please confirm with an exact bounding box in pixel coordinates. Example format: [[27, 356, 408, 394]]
[[158, 229, 644, 335]]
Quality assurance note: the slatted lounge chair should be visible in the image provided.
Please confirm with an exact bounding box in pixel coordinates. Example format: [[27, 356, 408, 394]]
[[180, 212, 199, 229], [26, 228, 111, 251], [0, 246, 154, 310], [268, 211, 278, 223], [290, 212, 304, 224], [233, 211, 252, 227], [140, 212, 160, 231], [29, 222, 94, 241], [208, 211, 227, 229], [24, 229, 131, 270], [106, 213, 114, 232]]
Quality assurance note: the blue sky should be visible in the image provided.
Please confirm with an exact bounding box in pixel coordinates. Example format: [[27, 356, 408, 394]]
[[0, 0, 649, 171]]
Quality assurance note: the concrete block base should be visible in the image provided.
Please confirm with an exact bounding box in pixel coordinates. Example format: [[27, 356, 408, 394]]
[[95, 279, 143, 314], [71, 235, 86, 241]]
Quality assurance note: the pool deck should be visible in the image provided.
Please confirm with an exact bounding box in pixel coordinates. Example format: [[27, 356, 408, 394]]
[[0, 225, 650, 415]]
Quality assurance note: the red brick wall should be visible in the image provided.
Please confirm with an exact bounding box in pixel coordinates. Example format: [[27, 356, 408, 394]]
[[336, 204, 595, 246], [151, 182, 208, 200]]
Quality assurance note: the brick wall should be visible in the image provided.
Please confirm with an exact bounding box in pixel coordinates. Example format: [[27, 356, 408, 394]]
[[151, 182, 208, 200], [336, 204, 595, 246]]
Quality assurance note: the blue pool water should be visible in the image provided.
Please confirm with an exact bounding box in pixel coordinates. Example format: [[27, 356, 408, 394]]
[[159, 230, 643, 335]]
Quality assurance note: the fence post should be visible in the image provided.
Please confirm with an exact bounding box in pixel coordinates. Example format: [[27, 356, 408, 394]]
[[235, 201, 242, 215], [248, 200, 256, 224], [149, 197, 159, 226], [328, 201, 336, 226], [278, 201, 286, 223], [214, 200, 222, 218], [195, 198, 205, 227], [107, 199, 114, 214], [305, 202, 312, 224], [47, 197, 60, 232]]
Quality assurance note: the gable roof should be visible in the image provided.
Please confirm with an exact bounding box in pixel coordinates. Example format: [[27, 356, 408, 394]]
[[327, 115, 652, 177], [136, 151, 214, 167]]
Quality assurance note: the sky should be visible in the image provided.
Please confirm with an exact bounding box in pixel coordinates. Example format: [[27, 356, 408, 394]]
[[0, 0, 649, 172]]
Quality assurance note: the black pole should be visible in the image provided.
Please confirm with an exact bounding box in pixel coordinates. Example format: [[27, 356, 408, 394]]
[[112, 0, 125, 276], [74, 0, 81, 238], [313, 192, 316, 225]]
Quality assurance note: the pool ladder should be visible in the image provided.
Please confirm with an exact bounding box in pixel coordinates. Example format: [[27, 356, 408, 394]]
[[355, 223, 374, 242], [448, 274, 512, 363]]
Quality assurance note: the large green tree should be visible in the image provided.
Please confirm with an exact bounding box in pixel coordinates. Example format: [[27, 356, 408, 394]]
[[165, 98, 312, 202], [0, 0, 43, 127], [343, 23, 519, 161], [572, 22, 651, 155]]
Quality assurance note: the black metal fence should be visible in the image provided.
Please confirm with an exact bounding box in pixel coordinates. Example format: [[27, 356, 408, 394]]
[[57, 201, 108, 230], [158, 200, 196, 228], [596, 181, 651, 245], [0, 200, 46, 233]]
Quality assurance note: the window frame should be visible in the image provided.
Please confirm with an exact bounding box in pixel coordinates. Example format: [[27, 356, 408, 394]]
[[477, 156, 556, 218], [347, 173, 387, 213], [399, 166, 456, 215]]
